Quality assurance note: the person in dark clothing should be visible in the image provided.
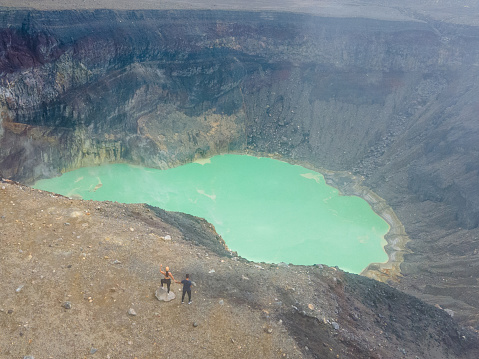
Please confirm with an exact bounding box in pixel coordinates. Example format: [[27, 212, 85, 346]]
[[176, 274, 193, 304], [159, 264, 175, 293]]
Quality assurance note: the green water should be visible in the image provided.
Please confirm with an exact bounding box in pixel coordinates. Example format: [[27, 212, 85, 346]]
[[33, 154, 389, 273]]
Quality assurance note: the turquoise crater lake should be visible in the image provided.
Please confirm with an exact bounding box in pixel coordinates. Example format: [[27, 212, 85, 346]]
[[33, 154, 389, 273]]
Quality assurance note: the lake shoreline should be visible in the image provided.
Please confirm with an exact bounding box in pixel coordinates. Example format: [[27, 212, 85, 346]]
[[33, 153, 391, 274], [282, 156, 409, 282], [236, 149, 408, 281]]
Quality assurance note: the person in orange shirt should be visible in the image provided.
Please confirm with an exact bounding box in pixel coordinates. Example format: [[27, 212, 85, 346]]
[[159, 264, 175, 293]]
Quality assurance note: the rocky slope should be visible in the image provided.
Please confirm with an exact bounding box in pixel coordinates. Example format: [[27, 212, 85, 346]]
[[1, 0, 479, 334], [2, 179, 479, 359]]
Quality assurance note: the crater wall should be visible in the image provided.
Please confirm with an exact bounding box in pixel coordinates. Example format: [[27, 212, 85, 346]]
[[1, 9, 479, 325]]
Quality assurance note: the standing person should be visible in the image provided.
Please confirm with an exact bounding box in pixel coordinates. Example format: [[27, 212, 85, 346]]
[[176, 274, 193, 304], [160, 264, 175, 293]]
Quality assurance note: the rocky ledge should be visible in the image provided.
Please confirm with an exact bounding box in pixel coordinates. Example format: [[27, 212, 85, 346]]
[[2, 179, 479, 358]]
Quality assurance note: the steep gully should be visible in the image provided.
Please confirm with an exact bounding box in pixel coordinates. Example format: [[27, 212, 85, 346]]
[[1, 9, 479, 327]]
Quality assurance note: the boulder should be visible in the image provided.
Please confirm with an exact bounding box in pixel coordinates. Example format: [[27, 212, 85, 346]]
[[155, 287, 176, 302]]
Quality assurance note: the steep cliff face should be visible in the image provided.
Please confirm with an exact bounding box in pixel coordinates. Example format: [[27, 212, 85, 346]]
[[1, 9, 479, 325], [2, 10, 478, 225]]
